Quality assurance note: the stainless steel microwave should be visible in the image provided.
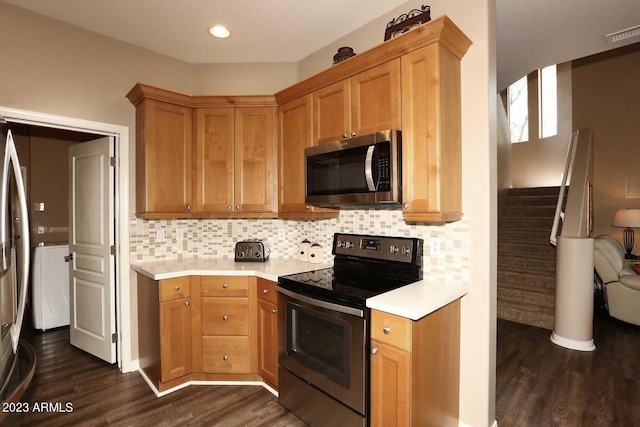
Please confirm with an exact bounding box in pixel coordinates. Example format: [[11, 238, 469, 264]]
[[305, 129, 401, 206]]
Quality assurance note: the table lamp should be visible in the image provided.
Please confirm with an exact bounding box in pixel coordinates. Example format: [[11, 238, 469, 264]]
[[612, 208, 640, 259]]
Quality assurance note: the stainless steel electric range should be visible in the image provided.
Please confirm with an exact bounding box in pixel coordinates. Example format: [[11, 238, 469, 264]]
[[277, 233, 423, 427]]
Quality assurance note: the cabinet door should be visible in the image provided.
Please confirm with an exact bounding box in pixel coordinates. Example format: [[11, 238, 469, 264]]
[[313, 80, 351, 144], [160, 297, 192, 382], [141, 100, 193, 213], [257, 299, 278, 388], [370, 340, 410, 427], [351, 59, 401, 136], [401, 45, 462, 222], [278, 95, 313, 214], [234, 107, 276, 213], [194, 108, 235, 213]]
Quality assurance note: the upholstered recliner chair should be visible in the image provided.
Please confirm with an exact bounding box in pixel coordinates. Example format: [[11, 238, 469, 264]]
[[594, 235, 640, 326]]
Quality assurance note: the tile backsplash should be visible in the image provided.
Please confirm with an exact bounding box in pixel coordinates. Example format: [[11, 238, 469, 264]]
[[130, 209, 470, 283]]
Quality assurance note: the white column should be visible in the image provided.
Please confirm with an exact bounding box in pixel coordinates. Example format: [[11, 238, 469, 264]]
[[551, 236, 595, 351]]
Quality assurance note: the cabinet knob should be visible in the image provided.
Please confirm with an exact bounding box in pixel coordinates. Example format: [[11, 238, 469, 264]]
[[185, 300, 190, 307], [222, 315, 228, 321], [187, 205, 192, 211], [174, 285, 180, 291], [222, 283, 228, 289], [383, 327, 391, 335], [227, 206, 232, 211], [305, 205, 311, 210], [343, 133, 348, 138], [223, 355, 229, 361], [403, 203, 410, 209], [262, 288, 269, 294], [351, 131, 357, 137], [371, 347, 378, 355], [271, 309, 278, 314], [235, 206, 240, 211]]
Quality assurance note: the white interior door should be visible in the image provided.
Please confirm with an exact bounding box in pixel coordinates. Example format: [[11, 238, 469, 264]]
[[68, 136, 116, 363]]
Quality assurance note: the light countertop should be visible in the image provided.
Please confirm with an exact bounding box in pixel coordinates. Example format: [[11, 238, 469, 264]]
[[131, 258, 330, 283], [132, 258, 467, 320]]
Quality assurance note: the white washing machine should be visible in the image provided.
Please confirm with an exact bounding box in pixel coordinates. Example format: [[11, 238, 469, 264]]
[[31, 244, 70, 331]]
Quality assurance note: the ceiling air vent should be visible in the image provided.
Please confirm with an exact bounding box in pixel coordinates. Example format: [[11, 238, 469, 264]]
[[606, 24, 640, 44]]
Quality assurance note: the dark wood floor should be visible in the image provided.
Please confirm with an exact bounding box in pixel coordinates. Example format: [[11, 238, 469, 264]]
[[5, 307, 638, 426], [4, 324, 305, 426], [496, 308, 640, 426]]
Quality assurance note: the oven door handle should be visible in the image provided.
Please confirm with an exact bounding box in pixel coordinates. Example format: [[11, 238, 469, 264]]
[[277, 286, 364, 318]]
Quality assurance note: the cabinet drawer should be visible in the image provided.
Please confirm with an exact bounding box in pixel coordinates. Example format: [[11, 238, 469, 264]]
[[201, 276, 249, 297], [202, 297, 249, 335], [202, 336, 250, 373], [159, 277, 191, 302], [257, 278, 277, 304], [371, 310, 411, 351]]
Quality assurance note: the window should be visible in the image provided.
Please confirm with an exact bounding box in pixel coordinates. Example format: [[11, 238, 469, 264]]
[[507, 64, 559, 143], [539, 64, 558, 138], [508, 75, 528, 143]]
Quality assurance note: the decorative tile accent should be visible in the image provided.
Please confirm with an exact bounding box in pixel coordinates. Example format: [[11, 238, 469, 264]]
[[130, 210, 471, 283]]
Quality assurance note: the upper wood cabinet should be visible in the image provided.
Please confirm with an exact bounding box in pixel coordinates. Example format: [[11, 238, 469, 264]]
[[127, 84, 277, 219], [313, 60, 401, 145], [195, 107, 276, 215], [278, 95, 338, 219], [133, 99, 193, 214], [276, 16, 471, 223]]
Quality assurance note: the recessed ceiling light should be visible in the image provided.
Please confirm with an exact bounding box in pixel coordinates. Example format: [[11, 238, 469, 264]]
[[209, 25, 230, 39]]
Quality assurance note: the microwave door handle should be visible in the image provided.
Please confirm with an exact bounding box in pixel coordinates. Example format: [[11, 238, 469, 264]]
[[364, 145, 377, 191]]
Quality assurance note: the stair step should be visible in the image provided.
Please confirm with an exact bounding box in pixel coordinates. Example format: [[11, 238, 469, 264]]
[[502, 205, 557, 218], [506, 195, 559, 207], [497, 301, 554, 330], [499, 217, 554, 229], [498, 285, 555, 309], [498, 241, 556, 258], [499, 228, 550, 244], [508, 186, 561, 197], [498, 268, 556, 290], [498, 254, 556, 273]]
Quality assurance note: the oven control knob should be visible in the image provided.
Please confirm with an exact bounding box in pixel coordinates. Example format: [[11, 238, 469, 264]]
[[337, 240, 345, 248], [401, 246, 411, 256], [344, 241, 354, 249], [389, 245, 399, 254]]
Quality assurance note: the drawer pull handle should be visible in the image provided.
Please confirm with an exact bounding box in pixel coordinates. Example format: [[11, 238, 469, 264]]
[[223, 355, 229, 361], [383, 327, 391, 335], [222, 315, 228, 321], [271, 309, 278, 314], [263, 288, 269, 294], [222, 283, 228, 289], [185, 301, 190, 307], [174, 285, 180, 291], [371, 347, 378, 355]]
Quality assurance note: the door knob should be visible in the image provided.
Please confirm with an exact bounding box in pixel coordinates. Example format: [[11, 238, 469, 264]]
[[64, 254, 74, 263]]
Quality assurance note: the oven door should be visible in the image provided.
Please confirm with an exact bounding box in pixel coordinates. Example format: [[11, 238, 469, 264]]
[[277, 286, 367, 414]]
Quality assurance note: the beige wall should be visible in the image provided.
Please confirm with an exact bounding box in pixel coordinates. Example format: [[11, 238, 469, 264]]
[[497, 95, 512, 214], [572, 43, 640, 252], [300, 1, 497, 425], [511, 62, 573, 187], [193, 63, 297, 95]]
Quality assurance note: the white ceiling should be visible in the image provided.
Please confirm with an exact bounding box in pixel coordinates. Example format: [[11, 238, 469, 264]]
[[4, 0, 640, 90]]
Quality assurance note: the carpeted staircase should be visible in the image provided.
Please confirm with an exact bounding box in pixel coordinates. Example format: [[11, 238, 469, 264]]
[[498, 187, 562, 330]]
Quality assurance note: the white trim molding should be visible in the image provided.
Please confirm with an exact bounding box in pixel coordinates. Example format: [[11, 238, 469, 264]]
[[550, 332, 596, 352]]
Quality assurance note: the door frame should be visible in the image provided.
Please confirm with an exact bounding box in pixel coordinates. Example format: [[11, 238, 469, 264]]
[[0, 105, 134, 373]]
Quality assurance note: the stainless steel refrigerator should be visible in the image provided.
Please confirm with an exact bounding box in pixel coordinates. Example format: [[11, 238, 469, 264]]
[[0, 118, 34, 410]]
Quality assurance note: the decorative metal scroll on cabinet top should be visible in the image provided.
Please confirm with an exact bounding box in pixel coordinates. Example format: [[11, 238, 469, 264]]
[[384, 5, 431, 41]]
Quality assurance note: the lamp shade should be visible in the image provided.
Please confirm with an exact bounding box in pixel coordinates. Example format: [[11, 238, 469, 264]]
[[612, 209, 640, 228]]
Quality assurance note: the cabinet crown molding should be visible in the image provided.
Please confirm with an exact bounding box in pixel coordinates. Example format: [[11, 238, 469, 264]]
[[126, 83, 276, 108]]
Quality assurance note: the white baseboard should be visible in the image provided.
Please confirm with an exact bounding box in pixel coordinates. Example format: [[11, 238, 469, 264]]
[[550, 332, 596, 351]]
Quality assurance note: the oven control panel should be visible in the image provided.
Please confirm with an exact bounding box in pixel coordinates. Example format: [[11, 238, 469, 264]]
[[333, 233, 423, 264]]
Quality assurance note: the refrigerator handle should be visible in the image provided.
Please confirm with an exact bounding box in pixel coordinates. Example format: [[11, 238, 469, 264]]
[[5, 130, 30, 353]]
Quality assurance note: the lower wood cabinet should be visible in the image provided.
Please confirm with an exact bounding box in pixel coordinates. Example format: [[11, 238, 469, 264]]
[[370, 300, 461, 427], [137, 274, 279, 392], [138, 275, 193, 391], [256, 278, 278, 388]]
